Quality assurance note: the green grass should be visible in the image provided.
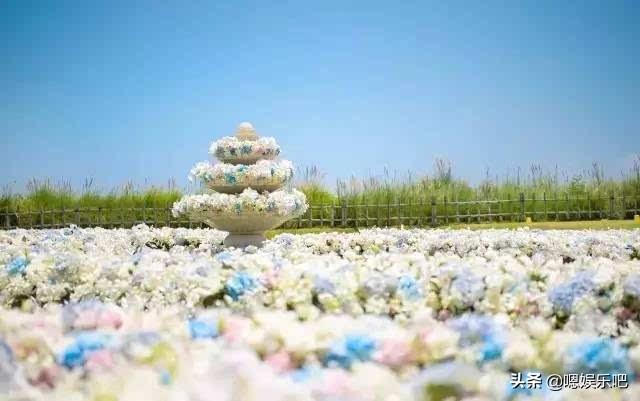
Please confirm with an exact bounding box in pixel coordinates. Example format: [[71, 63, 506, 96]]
[[268, 220, 640, 237], [266, 227, 357, 238], [442, 219, 640, 230]]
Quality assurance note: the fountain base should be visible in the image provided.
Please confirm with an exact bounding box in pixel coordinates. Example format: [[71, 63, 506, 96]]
[[223, 232, 267, 248]]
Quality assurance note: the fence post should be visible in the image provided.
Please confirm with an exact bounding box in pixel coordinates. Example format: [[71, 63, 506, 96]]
[[565, 193, 570, 220], [4, 206, 9, 229], [354, 202, 359, 229], [365, 203, 369, 227], [531, 191, 538, 221], [519, 192, 525, 222], [543, 192, 548, 221], [387, 198, 391, 227], [342, 200, 347, 228], [609, 193, 615, 219], [444, 196, 449, 224], [587, 194, 592, 220], [331, 201, 335, 227], [430, 197, 437, 227], [456, 197, 460, 223]]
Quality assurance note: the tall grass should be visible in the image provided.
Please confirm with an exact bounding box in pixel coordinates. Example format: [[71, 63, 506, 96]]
[[2, 156, 639, 228], [325, 156, 640, 225], [0, 178, 183, 212]]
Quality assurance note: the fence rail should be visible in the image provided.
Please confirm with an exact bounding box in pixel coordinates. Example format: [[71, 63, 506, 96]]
[[2, 193, 640, 230]]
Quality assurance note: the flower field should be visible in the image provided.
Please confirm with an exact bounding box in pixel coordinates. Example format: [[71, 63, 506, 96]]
[[2, 226, 640, 400]]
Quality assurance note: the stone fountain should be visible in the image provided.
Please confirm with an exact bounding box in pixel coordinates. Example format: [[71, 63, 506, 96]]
[[172, 122, 308, 247]]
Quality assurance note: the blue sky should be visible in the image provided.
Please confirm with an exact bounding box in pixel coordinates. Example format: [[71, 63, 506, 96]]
[[1, 0, 639, 192]]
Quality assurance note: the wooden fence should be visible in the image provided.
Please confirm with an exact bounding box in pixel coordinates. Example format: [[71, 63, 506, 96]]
[[2, 193, 640, 230]]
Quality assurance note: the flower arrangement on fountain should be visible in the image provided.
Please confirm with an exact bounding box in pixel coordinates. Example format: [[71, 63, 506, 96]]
[[189, 159, 295, 188], [172, 188, 307, 217], [172, 122, 308, 247], [210, 136, 280, 163]]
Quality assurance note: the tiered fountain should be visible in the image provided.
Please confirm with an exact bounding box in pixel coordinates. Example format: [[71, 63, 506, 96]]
[[172, 122, 308, 247]]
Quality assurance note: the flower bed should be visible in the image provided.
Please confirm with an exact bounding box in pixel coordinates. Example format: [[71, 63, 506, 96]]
[[1, 226, 640, 400]]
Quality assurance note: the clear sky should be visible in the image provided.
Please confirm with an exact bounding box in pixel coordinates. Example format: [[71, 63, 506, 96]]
[[1, 0, 639, 192]]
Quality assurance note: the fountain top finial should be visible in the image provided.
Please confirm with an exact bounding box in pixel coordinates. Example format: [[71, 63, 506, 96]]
[[235, 122, 258, 141]]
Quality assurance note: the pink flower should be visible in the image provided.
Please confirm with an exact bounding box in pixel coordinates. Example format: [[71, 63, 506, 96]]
[[74, 310, 99, 330], [28, 366, 60, 389], [261, 270, 279, 289], [264, 351, 293, 373], [320, 369, 352, 397], [222, 317, 251, 343], [374, 339, 412, 368], [85, 349, 114, 372], [97, 310, 123, 330]]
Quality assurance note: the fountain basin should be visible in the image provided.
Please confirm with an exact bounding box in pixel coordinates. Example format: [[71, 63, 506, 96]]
[[195, 212, 298, 247]]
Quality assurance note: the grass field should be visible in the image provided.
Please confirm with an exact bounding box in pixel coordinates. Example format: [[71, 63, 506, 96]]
[[267, 219, 640, 237], [442, 219, 640, 230]]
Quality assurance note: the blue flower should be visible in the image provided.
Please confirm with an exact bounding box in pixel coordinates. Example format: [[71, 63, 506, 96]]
[[398, 275, 422, 300], [566, 337, 632, 376], [58, 331, 109, 369], [290, 366, 319, 383], [0, 339, 14, 369], [449, 314, 504, 365], [224, 173, 237, 184], [451, 271, 485, 307], [549, 272, 594, 314], [6, 256, 28, 276], [479, 335, 503, 363], [59, 342, 85, 369], [314, 276, 335, 294], [623, 274, 640, 298], [216, 251, 234, 265], [188, 319, 218, 339], [75, 331, 109, 351], [160, 369, 172, 385], [325, 334, 376, 369], [225, 272, 257, 300], [449, 314, 497, 346]]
